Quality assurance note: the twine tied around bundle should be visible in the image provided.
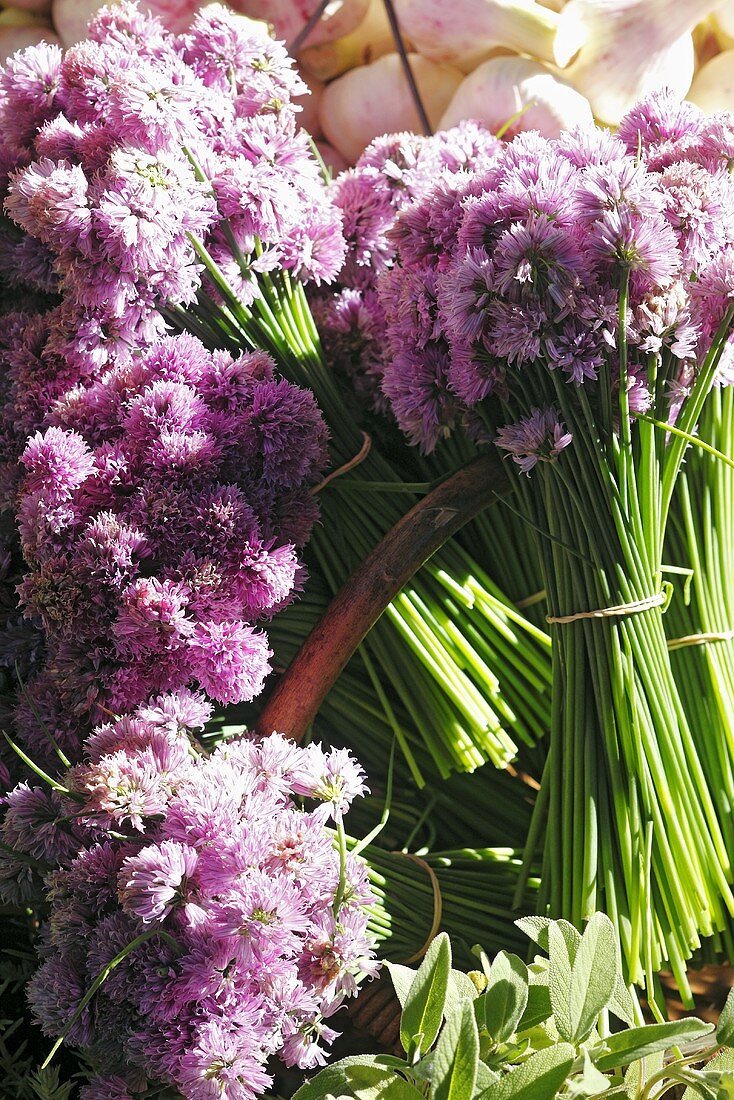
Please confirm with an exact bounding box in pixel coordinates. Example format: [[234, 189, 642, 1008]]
[[546, 590, 668, 625], [311, 432, 372, 495], [667, 629, 734, 651], [392, 851, 444, 964]]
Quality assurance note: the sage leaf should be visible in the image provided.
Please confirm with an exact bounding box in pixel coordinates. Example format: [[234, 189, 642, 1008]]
[[518, 981, 552, 1031], [385, 962, 416, 1011], [567, 913, 617, 1042], [683, 1050, 734, 1100], [484, 952, 529, 1043], [548, 921, 574, 1042], [400, 932, 451, 1056], [593, 1018, 714, 1073], [433, 1001, 480, 1100], [718, 987, 734, 1047], [517, 917, 581, 962], [565, 1050, 610, 1097], [445, 968, 483, 1018], [474, 1062, 501, 1094], [476, 1043, 576, 1099], [292, 1055, 423, 1099]]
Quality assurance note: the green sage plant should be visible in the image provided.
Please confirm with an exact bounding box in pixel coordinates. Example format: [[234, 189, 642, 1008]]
[[295, 916, 734, 1100]]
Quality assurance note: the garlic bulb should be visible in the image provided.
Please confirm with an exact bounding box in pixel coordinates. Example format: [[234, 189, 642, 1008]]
[[439, 55, 593, 138], [319, 51, 463, 163], [688, 48, 734, 112], [392, 0, 559, 71], [553, 0, 726, 124], [298, 0, 395, 80]]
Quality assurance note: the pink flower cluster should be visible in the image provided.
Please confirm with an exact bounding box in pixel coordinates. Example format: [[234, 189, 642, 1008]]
[[0, 1, 344, 370], [375, 93, 734, 460], [310, 122, 500, 442], [0, 3, 346, 779], [10, 333, 327, 767], [0, 690, 376, 1099]]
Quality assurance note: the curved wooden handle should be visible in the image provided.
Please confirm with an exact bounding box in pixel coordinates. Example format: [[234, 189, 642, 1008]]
[[255, 451, 512, 742]]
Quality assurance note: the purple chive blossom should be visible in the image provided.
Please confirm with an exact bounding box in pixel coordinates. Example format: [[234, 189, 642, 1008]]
[[10, 333, 326, 748], [291, 745, 368, 821], [22, 709, 376, 1099], [616, 90, 705, 170], [1, 2, 343, 367], [369, 104, 734, 455], [496, 408, 573, 475], [176, 1017, 275, 1100], [118, 840, 199, 922], [310, 121, 498, 429], [80, 1078, 138, 1100]]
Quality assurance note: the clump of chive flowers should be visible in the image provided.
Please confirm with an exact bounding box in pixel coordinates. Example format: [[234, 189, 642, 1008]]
[[0, 0, 341, 775], [381, 106, 734, 456], [10, 331, 327, 767], [376, 98, 734, 1003], [0, 690, 376, 1097], [310, 121, 501, 439], [0, 0, 344, 371]]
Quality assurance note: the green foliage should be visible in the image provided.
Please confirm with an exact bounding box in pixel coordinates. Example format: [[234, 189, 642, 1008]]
[[295, 915, 730, 1099], [400, 933, 452, 1059], [483, 953, 528, 1043], [0, 938, 80, 1100]]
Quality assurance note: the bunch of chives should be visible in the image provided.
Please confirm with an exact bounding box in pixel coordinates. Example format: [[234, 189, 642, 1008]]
[[369, 847, 540, 967], [425, 434, 548, 624], [666, 385, 734, 878], [354, 844, 540, 967], [171, 259, 552, 782], [509, 310, 734, 1007]]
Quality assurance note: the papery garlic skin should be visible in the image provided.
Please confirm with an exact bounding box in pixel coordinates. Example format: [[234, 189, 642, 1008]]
[[0, 20, 60, 57], [688, 48, 734, 112], [319, 52, 462, 162], [392, 0, 559, 71], [298, 0, 395, 80], [294, 70, 325, 137], [554, 0, 726, 124], [439, 56, 593, 138], [230, 0, 370, 47], [713, 0, 734, 43]]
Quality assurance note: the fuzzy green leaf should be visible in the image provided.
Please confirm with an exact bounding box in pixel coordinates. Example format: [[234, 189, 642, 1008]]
[[593, 1018, 714, 1073], [719, 989, 734, 1047], [519, 981, 553, 1031], [400, 933, 451, 1057], [567, 914, 618, 1043], [484, 953, 529, 1043], [474, 1062, 501, 1094], [609, 974, 637, 1027], [548, 922, 574, 1042], [565, 1050, 610, 1097], [432, 1001, 480, 1100], [682, 1050, 734, 1100], [517, 917, 581, 961], [445, 968, 483, 1015], [384, 963, 416, 1011], [476, 1043, 576, 1099], [292, 1056, 422, 1099]]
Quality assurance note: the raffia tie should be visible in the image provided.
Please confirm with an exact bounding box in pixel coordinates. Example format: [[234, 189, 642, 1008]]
[[311, 431, 372, 495], [546, 590, 667, 625], [392, 851, 444, 964], [667, 629, 734, 652]]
